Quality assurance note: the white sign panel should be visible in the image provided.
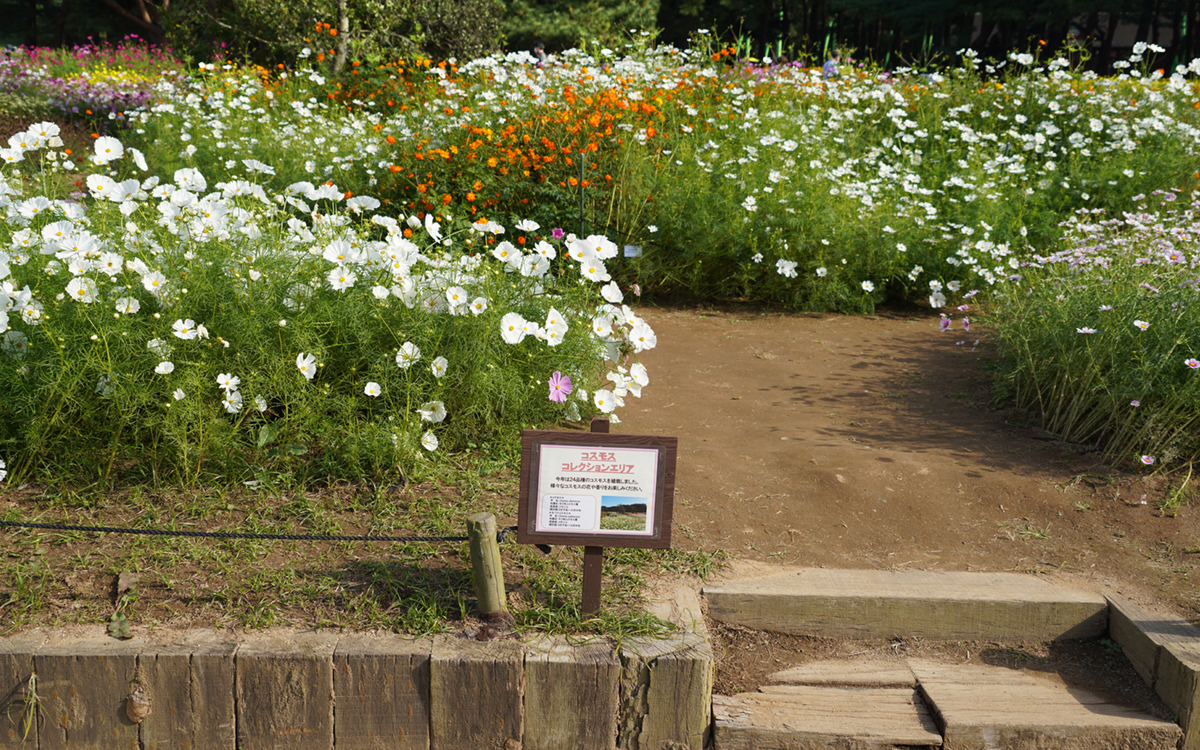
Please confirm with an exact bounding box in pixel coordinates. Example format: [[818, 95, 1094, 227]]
[[534, 444, 658, 535]]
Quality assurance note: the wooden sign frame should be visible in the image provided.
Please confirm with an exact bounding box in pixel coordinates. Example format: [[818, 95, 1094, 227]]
[[517, 428, 677, 550]]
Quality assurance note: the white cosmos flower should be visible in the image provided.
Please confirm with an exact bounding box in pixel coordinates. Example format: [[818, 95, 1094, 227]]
[[142, 271, 167, 295], [364, 381, 381, 397], [591, 317, 612, 338], [431, 356, 448, 378], [3, 331, 29, 359], [216, 373, 240, 392], [861, 280, 875, 293], [515, 219, 540, 232], [173, 319, 199, 340], [929, 291, 947, 308], [296, 352, 317, 380], [418, 400, 447, 422], [327, 266, 356, 291], [173, 389, 185, 401], [155, 361, 175, 375], [129, 147, 148, 171], [395, 342, 420, 368], [776, 259, 798, 278], [492, 241, 519, 264], [223, 390, 244, 414], [600, 281, 623, 303], [500, 312, 527, 344], [629, 321, 657, 352], [421, 431, 439, 451], [581, 260, 611, 283], [445, 286, 468, 311], [470, 297, 488, 315], [66, 277, 97, 303], [593, 388, 616, 413], [93, 135, 124, 164], [565, 238, 596, 262], [630, 362, 649, 388], [816, 267, 827, 277], [255, 395, 268, 411], [424, 213, 442, 242]]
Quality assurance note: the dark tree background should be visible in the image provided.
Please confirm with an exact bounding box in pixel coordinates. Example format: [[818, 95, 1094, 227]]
[[2, 0, 1196, 74]]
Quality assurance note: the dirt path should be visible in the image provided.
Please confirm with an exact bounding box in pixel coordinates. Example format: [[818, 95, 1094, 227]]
[[617, 306, 1200, 618]]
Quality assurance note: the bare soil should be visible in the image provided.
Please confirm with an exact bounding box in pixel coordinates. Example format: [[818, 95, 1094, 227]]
[[616, 305, 1200, 705]]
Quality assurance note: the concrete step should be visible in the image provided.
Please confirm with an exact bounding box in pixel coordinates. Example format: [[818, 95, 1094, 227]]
[[713, 659, 1181, 750], [703, 567, 1107, 641]]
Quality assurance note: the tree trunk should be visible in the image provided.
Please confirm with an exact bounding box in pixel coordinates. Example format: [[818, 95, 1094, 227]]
[[333, 0, 349, 74], [96, 0, 166, 43], [55, 0, 70, 46], [1100, 11, 1119, 74]]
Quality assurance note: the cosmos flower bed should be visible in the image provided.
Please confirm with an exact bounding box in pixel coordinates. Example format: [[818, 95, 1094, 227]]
[[988, 191, 1200, 466], [122, 37, 1200, 314], [0, 123, 654, 484], [2, 36, 1200, 482], [0, 37, 184, 125]]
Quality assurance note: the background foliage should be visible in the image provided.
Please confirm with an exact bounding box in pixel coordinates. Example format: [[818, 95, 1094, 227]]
[[4, 0, 1198, 74]]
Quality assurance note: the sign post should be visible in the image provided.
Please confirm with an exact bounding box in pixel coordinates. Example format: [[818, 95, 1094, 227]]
[[517, 417, 677, 614]]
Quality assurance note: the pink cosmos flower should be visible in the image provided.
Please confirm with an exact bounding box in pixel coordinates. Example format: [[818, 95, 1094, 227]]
[[938, 316, 951, 332], [962, 317, 970, 332], [1186, 358, 1200, 369], [551, 227, 565, 240], [1130, 400, 1141, 407], [548, 371, 573, 403], [1140, 455, 1155, 465]]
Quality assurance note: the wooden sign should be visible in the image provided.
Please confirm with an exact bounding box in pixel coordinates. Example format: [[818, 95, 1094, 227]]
[[517, 425, 677, 550]]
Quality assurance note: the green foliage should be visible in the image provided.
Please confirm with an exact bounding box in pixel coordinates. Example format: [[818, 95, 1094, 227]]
[[160, 0, 503, 66], [0, 94, 56, 123], [503, 0, 661, 51]]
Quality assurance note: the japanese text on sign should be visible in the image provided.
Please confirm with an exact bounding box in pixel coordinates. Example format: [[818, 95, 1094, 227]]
[[535, 443, 659, 535]]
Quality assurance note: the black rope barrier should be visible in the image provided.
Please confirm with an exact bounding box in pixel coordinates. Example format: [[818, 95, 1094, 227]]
[[0, 519, 519, 544]]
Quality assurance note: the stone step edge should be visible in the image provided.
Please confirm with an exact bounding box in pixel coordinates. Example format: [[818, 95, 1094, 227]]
[[702, 568, 1109, 641]]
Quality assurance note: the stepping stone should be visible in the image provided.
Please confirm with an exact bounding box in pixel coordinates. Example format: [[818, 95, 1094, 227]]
[[713, 686, 942, 749], [703, 568, 1107, 640], [767, 659, 915, 688], [909, 660, 1182, 750]]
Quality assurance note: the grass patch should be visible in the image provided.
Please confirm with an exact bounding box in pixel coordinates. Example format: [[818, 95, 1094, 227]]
[[0, 464, 726, 637]]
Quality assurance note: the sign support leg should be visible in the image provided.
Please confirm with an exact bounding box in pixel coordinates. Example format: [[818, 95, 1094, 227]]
[[581, 416, 609, 614], [582, 546, 603, 614]]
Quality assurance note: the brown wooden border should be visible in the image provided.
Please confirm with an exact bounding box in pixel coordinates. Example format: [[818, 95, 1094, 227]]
[[517, 430, 677, 549]]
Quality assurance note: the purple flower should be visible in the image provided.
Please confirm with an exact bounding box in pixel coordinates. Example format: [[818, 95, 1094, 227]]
[[1140, 455, 1155, 466], [1186, 358, 1200, 370], [551, 228, 565, 240], [1130, 400, 1141, 407], [962, 317, 970, 332], [548, 371, 573, 403], [938, 316, 951, 332]]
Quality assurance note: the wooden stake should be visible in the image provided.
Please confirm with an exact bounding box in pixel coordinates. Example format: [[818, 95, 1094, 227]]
[[467, 512, 508, 617]]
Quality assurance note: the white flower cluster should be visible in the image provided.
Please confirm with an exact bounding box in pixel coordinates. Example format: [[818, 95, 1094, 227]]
[[1, 135, 655, 457]]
